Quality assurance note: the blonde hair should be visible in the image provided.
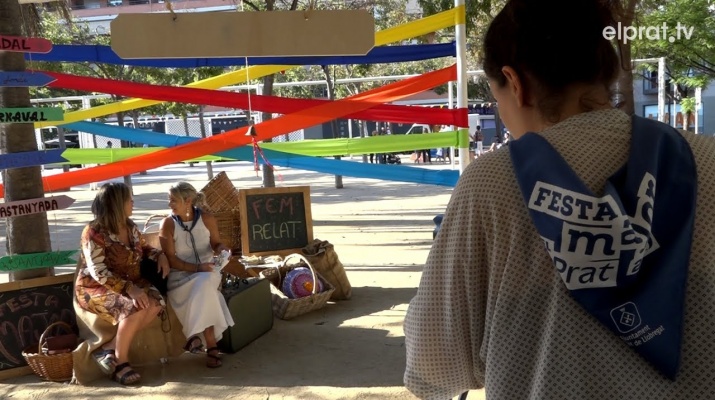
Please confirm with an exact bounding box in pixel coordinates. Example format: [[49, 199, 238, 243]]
[[91, 182, 134, 234], [169, 182, 210, 211]]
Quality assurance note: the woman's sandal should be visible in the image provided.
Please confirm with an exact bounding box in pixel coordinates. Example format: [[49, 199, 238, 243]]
[[92, 348, 116, 375], [183, 335, 204, 354], [206, 347, 222, 368], [112, 362, 141, 385]]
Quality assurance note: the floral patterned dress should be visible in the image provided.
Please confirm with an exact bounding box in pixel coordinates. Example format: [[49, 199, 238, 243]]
[[75, 222, 164, 325]]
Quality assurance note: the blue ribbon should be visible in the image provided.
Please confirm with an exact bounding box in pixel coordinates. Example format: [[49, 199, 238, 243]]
[[26, 43, 455, 68], [66, 121, 459, 188]]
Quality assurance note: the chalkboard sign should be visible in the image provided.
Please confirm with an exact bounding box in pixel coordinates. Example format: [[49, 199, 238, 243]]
[[239, 186, 313, 256], [0, 274, 77, 380]]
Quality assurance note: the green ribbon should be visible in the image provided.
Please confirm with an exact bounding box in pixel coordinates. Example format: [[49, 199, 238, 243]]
[[57, 131, 461, 164]]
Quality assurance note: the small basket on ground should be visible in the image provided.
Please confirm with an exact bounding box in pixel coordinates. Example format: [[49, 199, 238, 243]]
[[260, 254, 335, 320], [22, 321, 76, 382]]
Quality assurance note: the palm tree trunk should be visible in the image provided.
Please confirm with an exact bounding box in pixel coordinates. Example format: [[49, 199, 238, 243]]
[[1, 0, 53, 280]]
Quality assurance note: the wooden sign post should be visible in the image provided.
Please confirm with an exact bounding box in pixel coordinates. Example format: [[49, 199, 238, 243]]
[[111, 10, 374, 58], [0, 149, 67, 170], [239, 186, 313, 256], [0, 274, 77, 381], [0, 250, 78, 272], [0, 107, 63, 124], [0, 195, 74, 218], [0, 35, 52, 53]]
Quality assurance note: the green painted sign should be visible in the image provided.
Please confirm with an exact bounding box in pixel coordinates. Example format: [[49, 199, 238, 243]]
[[0, 250, 77, 272], [0, 107, 63, 124]]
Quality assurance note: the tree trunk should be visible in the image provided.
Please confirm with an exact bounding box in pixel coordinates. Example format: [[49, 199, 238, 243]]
[[182, 114, 195, 167], [616, 0, 638, 116], [132, 111, 148, 175], [360, 121, 368, 164], [261, 74, 276, 188], [322, 66, 343, 189], [198, 106, 213, 179], [116, 111, 133, 189], [1, 0, 53, 280], [57, 126, 69, 173]]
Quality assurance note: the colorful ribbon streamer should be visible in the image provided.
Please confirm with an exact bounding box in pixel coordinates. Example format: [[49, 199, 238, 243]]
[[41, 70, 467, 127], [33, 6, 463, 129], [0, 66, 455, 197]]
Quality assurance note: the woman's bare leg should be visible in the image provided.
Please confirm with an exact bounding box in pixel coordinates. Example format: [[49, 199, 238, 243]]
[[112, 304, 162, 383], [203, 326, 222, 368]]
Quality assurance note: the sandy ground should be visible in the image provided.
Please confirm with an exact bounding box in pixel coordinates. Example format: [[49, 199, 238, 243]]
[[0, 158, 485, 399]]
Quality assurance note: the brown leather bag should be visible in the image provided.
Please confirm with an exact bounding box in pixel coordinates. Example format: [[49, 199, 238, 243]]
[[41, 322, 79, 355]]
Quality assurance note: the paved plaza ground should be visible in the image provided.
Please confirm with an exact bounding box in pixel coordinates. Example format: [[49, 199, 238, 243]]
[[0, 158, 485, 399]]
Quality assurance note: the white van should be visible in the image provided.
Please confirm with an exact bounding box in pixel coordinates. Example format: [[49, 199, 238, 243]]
[[404, 123, 434, 135]]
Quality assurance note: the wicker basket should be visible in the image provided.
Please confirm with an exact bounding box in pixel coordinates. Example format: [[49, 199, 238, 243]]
[[200, 172, 242, 254], [200, 171, 241, 212], [142, 214, 166, 249], [22, 321, 76, 382], [214, 209, 241, 253], [260, 254, 334, 320]]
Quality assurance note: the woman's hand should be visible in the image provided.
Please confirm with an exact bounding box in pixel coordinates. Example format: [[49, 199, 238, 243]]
[[158, 253, 170, 278], [128, 285, 150, 309], [213, 243, 230, 255], [196, 262, 215, 273]]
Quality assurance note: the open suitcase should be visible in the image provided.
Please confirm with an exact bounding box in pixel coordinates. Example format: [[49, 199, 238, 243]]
[[218, 277, 274, 353]]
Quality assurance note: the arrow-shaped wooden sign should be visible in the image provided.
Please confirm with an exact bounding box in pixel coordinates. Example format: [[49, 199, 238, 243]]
[[0, 72, 56, 87], [0, 250, 78, 272], [0, 107, 63, 123], [0, 149, 67, 169], [0, 195, 74, 218], [0, 35, 52, 54]]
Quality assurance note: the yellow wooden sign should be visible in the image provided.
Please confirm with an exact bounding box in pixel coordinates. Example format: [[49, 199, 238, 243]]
[[110, 10, 375, 59]]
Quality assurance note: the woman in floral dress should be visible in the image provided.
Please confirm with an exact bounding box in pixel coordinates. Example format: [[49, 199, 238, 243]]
[[75, 182, 170, 385]]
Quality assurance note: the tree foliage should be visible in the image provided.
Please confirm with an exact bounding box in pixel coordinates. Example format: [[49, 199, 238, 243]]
[[632, 0, 714, 110]]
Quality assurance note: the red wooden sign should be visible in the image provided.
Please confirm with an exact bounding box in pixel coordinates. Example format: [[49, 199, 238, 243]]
[[0, 35, 52, 54], [0, 195, 74, 218]]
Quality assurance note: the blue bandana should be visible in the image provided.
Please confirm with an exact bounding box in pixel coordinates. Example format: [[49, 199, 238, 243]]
[[509, 115, 696, 380]]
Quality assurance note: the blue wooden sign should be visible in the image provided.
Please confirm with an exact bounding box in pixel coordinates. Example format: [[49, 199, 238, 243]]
[[0, 72, 56, 87], [0, 149, 67, 170]]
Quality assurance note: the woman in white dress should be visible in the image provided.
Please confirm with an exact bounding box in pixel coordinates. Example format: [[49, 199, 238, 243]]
[[159, 182, 234, 368]]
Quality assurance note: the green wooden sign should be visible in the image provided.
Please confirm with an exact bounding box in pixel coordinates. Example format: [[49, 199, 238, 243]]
[[0, 250, 77, 272], [0, 107, 63, 124]]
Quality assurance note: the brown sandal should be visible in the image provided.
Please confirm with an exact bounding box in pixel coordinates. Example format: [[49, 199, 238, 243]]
[[112, 362, 141, 385], [206, 347, 222, 368], [183, 335, 204, 354]]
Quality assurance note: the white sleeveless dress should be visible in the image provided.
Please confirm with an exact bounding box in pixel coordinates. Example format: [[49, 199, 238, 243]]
[[167, 215, 234, 341]]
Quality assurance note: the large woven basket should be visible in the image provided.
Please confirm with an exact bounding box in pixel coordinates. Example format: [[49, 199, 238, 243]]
[[200, 172, 242, 253], [201, 171, 241, 212], [214, 209, 241, 253], [260, 254, 334, 320], [22, 321, 76, 382]]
